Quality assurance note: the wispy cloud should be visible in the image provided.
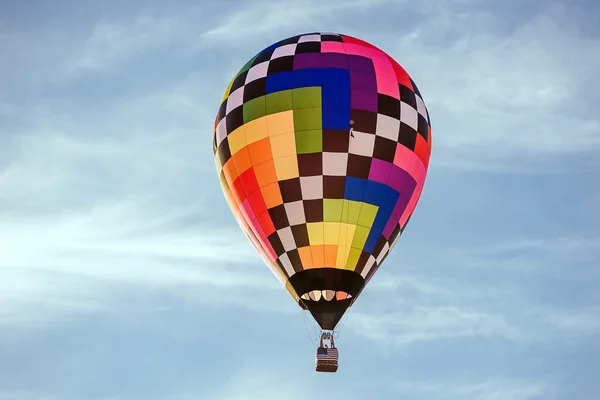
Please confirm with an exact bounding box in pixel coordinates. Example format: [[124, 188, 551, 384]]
[[394, 375, 550, 400], [66, 15, 181, 74], [346, 234, 599, 348], [200, 0, 399, 45], [380, 4, 600, 170]]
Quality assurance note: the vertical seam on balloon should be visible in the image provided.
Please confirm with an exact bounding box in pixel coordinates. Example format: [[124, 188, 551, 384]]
[[340, 36, 370, 272], [292, 85, 314, 274], [339, 35, 354, 271], [258, 75, 291, 283]]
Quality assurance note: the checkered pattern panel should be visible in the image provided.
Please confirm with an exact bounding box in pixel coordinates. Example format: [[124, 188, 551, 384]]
[[213, 32, 432, 294]]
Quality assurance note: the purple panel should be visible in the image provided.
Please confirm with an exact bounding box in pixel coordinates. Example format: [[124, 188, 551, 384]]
[[388, 164, 416, 194], [382, 217, 398, 238], [293, 53, 349, 70], [368, 158, 392, 184], [391, 194, 411, 220], [347, 55, 375, 72], [350, 69, 377, 91], [351, 88, 378, 112]]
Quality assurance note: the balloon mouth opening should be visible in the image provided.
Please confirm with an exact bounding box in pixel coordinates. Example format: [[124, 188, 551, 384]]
[[300, 290, 353, 302]]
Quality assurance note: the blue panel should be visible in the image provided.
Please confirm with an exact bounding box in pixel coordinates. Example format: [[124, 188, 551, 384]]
[[318, 68, 350, 87], [343, 177, 368, 202], [266, 69, 350, 93], [322, 106, 350, 130], [265, 68, 352, 130], [344, 178, 401, 253], [322, 85, 351, 110], [364, 180, 398, 213], [363, 181, 399, 253]]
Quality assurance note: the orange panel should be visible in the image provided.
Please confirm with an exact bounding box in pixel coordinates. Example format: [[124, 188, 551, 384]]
[[222, 158, 238, 186], [310, 245, 325, 268], [253, 159, 278, 188], [232, 147, 252, 177], [248, 137, 273, 166], [260, 182, 283, 209], [297, 246, 314, 269], [323, 245, 338, 267]]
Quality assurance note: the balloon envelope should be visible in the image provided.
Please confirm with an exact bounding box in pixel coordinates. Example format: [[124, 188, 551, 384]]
[[213, 33, 432, 330]]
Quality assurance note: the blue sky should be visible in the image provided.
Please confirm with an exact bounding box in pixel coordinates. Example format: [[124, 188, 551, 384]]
[[1, 0, 599, 399]]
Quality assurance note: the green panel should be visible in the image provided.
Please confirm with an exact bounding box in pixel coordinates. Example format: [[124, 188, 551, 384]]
[[295, 129, 322, 154], [293, 87, 322, 109], [243, 96, 266, 123], [293, 107, 322, 131], [238, 54, 258, 75], [341, 200, 362, 224], [266, 90, 294, 114], [345, 247, 362, 270], [357, 203, 378, 227], [351, 225, 370, 249], [323, 199, 344, 222]]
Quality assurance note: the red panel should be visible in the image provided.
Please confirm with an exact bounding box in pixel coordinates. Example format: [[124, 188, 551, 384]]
[[340, 35, 377, 49], [247, 188, 268, 217], [238, 168, 260, 197], [257, 210, 276, 237], [231, 177, 246, 205], [428, 125, 432, 148], [387, 56, 413, 90], [414, 134, 431, 169]]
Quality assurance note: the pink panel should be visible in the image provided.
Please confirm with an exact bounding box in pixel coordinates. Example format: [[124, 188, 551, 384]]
[[248, 215, 277, 262], [240, 199, 254, 224], [399, 181, 424, 227], [393, 143, 426, 185], [343, 43, 381, 60], [372, 57, 400, 99], [386, 55, 413, 90], [321, 41, 346, 53]]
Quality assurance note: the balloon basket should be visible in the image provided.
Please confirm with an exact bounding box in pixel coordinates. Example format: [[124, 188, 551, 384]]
[[315, 331, 339, 373]]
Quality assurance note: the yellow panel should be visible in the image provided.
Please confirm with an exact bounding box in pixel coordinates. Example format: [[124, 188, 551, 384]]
[[323, 222, 341, 245], [351, 225, 371, 249], [273, 154, 299, 180], [245, 115, 269, 145], [269, 131, 297, 159], [227, 125, 247, 155], [338, 222, 348, 249], [335, 246, 351, 268], [221, 75, 236, 102], [345, 247, 363, 270], [214, 154, 223, 173], [285, 280, 299, 301], [266, 111, 295, 136], [307, 222, 324, 245], [357, 203, 379, 227], [342, 223, 357, 248]]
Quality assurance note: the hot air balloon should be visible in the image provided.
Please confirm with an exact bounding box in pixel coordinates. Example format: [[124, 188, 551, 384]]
[[212, 32, 432, 372]]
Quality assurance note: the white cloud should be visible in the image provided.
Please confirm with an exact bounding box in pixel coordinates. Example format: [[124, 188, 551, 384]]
[[66, 15, 181, 74], [200, 0, 399, 45], [376, 4, 600, 169]]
